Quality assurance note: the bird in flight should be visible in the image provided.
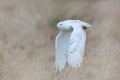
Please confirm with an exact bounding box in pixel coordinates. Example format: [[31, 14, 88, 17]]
[[55, 20, 92, 72]]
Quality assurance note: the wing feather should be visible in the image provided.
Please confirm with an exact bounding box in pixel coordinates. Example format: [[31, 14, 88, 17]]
[[55, 30, 71, 71], [68, 28, 86, 69]]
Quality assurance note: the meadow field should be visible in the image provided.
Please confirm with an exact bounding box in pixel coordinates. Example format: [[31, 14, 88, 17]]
[[0, 0, 120, 80]]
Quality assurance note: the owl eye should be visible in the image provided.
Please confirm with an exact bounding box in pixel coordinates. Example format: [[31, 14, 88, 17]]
[[59, 23, 62, 25]]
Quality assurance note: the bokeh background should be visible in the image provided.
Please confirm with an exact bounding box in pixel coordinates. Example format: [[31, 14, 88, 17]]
[[0, 0, 120, 80]]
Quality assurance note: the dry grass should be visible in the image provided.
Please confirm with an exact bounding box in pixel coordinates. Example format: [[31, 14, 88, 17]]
[[0, 0, 120, 80]]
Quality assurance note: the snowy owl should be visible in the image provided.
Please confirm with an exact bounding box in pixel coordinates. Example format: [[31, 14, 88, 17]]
[[55, 20, 92, 72]]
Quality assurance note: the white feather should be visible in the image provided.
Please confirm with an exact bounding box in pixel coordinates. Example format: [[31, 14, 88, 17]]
[[68, 25, 86, 69], [55, 30, 71, 72], [55, 20, 92, 72]]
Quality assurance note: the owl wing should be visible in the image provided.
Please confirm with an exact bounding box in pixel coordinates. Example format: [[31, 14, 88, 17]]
[[55, 30, 71, 72], [68, 28, 86, 69]]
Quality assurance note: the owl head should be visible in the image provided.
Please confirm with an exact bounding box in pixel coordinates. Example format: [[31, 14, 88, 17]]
[[57, 20, 92, 31]]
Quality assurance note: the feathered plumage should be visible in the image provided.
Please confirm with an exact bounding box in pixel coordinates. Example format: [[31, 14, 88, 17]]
[[55, 20, 92, 72]]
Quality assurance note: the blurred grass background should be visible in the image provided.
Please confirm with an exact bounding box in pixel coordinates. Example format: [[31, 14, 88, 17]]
[[0, 0, 120, 80]]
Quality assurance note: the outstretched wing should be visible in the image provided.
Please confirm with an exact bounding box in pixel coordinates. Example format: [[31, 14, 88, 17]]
[[68, 28, 86, 69], [55, 30, 71, 72]]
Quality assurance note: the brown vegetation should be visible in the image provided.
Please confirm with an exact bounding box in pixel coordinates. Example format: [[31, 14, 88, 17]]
[[0, 0, 120, 80]]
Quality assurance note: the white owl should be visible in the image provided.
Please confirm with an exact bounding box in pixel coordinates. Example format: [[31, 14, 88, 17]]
[[55, 20, 92, 72]]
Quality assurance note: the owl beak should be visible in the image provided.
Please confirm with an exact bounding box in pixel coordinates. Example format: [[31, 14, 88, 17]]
[[56, 23, 61, 30], [56, 22, 63, 30]]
